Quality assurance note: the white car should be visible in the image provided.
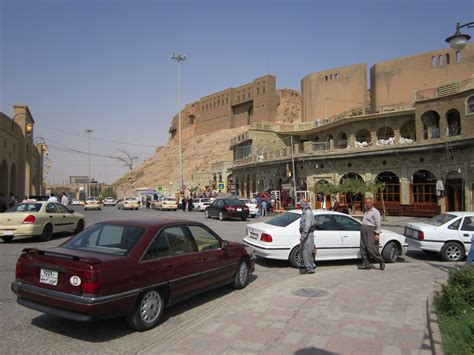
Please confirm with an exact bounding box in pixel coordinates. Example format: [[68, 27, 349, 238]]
[[193, 198, 211, 212], [240, 199, 258, 217], [103, 197, 116, 206], [84, 197, 102, 211], [243, 210, 408, 268], [404, 212, 474, 262]]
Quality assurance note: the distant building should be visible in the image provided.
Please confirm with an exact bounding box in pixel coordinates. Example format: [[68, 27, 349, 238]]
[[0, 105, 45, 199]]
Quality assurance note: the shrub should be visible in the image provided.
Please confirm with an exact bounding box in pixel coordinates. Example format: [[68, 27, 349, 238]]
[[436, 266, 474, 316]]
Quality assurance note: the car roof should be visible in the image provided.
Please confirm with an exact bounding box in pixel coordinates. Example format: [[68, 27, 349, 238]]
[[443, 212, 474, 216], [96, 218, 207, 229]]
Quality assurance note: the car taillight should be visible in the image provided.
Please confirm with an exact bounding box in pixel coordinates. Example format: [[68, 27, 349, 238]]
[[418, 231, 424, 241], [22, 215, 36, 224], [82, 269, 100, 296], [261, 233, 273, 242], [225, 206, 236, 211], [15, 259, 23, 279]]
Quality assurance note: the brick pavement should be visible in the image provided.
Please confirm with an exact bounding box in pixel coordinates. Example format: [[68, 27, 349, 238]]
[[141, 257, 449, 355]]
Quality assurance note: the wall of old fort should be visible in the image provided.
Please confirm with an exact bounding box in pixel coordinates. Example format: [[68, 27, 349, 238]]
[[301, 64, 369, 122]]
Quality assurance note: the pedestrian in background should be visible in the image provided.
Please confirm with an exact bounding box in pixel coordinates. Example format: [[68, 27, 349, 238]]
[[299, 198, 315, 274], [48, 193, 58, 203], [181, 197, 187, 212], [261, 200, 267, 217], [359, 197, 385, 270], [61, 192, 69, 206]]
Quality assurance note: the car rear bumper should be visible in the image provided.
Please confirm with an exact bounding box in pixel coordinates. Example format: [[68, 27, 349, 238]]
[[243, 237, 291, 260], [12, 280, 139, 321], [0, 225, 44, 238], [405, 235, 442, 252]]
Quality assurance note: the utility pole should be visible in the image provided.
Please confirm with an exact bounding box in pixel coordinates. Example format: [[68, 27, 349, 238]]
[[84, 129, 93, 198], [171, 53, 186, 192]]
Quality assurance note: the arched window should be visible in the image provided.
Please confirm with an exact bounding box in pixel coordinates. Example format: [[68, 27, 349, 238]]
[[456, 51, 461, 63], [446, 53, 450, 64], [324, 134, 334, 149], [355, 129, 371, 146], [376, 171, 400, 202], [412, 170, 436, 204], [466, 95, 474, 115], [446, 109, 461, 136], [438, 54, 444, 66], [421, 110, 440, 140], [376, 126, 395, 144], [432, 56, 437, 67], [336, 132, 347, 148], [400, 120, 416, 140]]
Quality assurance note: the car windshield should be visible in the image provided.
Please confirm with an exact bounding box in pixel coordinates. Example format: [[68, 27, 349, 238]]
[[265, 211, 301, 227], [163, 198, 176, 202], [63, 223, 145, 256], [125, 198, 137, 202], [426, 213, 458, 226], [8, 203, 42, 212]]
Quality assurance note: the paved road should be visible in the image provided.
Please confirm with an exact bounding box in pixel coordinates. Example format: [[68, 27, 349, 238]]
[[0, 207, 450, 354]]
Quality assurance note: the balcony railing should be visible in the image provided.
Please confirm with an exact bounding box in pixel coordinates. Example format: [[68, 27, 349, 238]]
[[415, 78, 474, 102]]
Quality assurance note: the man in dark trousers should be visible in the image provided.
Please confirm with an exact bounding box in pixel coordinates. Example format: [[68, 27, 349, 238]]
[[358, 197, 385, 270], [299, 198, 315, 274]]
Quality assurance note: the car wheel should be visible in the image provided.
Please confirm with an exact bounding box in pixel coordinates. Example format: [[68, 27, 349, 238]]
[[2, 236, 13, 243], [231, 260, 250, 289], [127, 289, 164, 331], [40, 224, 53, 242], [441, 242, 464, 262], [382, 241, 399, 263], [205, 210, 211, 219], [289, 245, 304, 268], [75, 219, 85, 234], [219, 211, 226, 221]]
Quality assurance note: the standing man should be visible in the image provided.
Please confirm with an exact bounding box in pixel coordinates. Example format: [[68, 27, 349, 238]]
[[61, 192, 69, 206], [261, 199, 267, 217], [299, 198, 315, 274], [359, 197, 385, 270], [48, 193, 59, 203]]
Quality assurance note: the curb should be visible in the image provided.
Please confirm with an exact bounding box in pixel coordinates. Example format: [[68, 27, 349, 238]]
[[426, 291, 444, 355]]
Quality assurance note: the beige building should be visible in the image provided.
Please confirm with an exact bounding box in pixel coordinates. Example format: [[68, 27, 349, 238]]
[[230, 45, 474, 216], [0, 105, 46, 200]]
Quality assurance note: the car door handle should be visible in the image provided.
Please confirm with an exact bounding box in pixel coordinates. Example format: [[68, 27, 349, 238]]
[[342, 235, 348, 238], [464, 234, 469, 237]]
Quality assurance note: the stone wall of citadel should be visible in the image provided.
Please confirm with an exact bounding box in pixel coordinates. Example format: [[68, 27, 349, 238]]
[[168, 75, 297, 145], [301, 44, 474, 122]]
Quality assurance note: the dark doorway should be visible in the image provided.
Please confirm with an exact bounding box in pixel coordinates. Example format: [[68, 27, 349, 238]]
[[445, 173, 464, 211]]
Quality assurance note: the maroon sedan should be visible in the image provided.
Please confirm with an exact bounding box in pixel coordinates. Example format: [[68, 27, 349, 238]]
[[12, 219, 255, 331]]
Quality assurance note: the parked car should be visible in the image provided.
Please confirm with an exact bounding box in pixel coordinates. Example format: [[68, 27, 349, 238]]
[[103, 197, 116, 207], [84, 197, 102, 211], [404, 212, 474, 261], [0, 201, 85, 242], [240, 199, 258, 218], [11, 219, 255, 331], [243, 210, 407, 268], [193, 198, 211, 212], [152, 197, 177, 211], [205, 198, 249, 221], [117, 197, 140, 210]]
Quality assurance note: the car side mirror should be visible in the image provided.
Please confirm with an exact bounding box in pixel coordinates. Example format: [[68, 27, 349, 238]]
[[221, 240, 230, 249]]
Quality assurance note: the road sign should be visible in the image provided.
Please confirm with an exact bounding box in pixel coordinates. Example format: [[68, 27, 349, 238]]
[[218, 182, 225, 191]]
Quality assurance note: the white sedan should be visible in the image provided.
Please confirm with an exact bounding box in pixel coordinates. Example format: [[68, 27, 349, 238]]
[[404, 212, 474, 262], [240, 199, 258, 218], [243, 210, 407, 268], [193, 198, 211, 212]]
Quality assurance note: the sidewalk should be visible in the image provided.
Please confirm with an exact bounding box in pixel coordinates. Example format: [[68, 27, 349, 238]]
[[141, 258, 448, 354]]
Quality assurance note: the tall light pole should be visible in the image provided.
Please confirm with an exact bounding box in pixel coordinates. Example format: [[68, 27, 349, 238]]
[[171, 53, 186, 192], [84, 129, 93, 198]]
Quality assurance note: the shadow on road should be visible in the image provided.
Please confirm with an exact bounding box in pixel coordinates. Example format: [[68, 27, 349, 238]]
[[29, 275, 258, 342]]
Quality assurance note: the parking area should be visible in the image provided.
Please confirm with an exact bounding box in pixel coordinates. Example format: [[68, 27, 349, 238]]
[[0, 207, 452, 354]]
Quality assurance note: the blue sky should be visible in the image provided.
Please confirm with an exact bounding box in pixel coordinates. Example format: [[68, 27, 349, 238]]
[[1, 0, 472, 184]]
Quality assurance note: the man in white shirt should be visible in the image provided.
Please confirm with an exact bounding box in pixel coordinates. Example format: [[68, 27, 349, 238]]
[[47, 193, 59, 203], [61, 192, 69, 206]]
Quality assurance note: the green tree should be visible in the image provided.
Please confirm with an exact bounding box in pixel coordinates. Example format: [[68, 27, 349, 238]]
[[99, 186, 116, 200]]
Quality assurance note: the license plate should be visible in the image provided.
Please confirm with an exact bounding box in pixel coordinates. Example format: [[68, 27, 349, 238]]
[[40, 269, 58, 286], [3, 230, 14, 236], [237, 208, 242, 211], [250, 232, 258, 239]]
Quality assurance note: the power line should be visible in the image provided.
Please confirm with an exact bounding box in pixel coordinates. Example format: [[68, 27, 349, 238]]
[[36, 123, 171, 148]]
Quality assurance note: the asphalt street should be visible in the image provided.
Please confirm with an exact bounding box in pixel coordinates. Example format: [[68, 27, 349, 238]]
[[0, 207, 449, 354]]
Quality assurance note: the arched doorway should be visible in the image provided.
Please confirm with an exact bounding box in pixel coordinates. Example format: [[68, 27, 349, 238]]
[[0, 160, 8, 197], [376, 171, 400, 214], [412, 170, 436, 205], [10, 163, 17, 198], [313, 179, 330, 209], [336, 132, 347, 149], [340, 173, 364, 211], [445, 171, 464, 211], [376, 126, 395, 143], [446, 109, 461, 137], [421, 111, 440, 140], [400, 120, 416, 141], [355, 129, 371, 147], [324, 134, 334, 150]]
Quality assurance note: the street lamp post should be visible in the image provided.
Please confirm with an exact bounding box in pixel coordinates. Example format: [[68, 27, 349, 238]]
[[171, 53, 186, 193], [84, 129, 93, 198], [445, 21, 473, 51]]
